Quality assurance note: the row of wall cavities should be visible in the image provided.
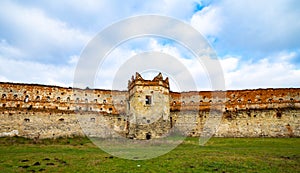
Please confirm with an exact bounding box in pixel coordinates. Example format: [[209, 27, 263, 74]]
[[1, 82, 300, 114], [0, 82, 128, 114], [169, 89, 300, 111]]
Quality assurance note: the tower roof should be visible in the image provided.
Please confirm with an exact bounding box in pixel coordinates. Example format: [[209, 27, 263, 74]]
[[128, 72, 169, 90]]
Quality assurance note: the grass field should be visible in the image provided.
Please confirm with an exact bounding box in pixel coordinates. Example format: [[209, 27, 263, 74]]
[[0, 137, 299, 173]]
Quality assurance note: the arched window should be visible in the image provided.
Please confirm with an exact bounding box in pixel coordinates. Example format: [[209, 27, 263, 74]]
[[1, 94, 6, 99], [46, 96, 51, 102], [24, 95, 29, 103]]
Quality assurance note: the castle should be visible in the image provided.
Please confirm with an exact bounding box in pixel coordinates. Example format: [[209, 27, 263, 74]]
[[0, 72, 299, 139]]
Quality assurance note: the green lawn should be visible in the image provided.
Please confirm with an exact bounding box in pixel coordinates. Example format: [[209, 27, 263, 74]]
[[0, 137, 299, 173]]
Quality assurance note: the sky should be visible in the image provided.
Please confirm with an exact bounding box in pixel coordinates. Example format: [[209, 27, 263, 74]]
[[0, 0, 299, 91]]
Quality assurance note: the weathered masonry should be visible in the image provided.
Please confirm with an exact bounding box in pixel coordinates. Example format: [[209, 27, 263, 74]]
[[0, 72, 299, 139]]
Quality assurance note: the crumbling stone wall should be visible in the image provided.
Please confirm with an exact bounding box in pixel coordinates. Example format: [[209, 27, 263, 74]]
[[0, 74, 299, 139], [0, 108, 128, 139], [0, 83, 127, 113], [169, 89, 300, 137], [170, 108, 300, 138]]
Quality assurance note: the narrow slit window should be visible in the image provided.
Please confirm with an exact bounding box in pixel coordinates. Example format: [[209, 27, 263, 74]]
[[24, 95, 29, 103], [145, 95, 152, 105]]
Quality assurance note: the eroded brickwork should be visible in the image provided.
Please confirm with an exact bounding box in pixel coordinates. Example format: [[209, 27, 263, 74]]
[[0, 73, 299, 139]]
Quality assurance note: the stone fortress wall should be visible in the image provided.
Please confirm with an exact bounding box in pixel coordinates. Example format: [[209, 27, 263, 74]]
[[170, 89, 300, 137], [0, 73, 299, 139]]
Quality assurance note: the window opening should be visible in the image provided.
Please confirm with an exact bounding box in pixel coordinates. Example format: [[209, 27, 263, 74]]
[[145, 95, 152, 105]]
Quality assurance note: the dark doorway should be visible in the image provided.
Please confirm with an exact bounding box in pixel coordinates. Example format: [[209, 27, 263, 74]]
[[146, 132, 151, 140]]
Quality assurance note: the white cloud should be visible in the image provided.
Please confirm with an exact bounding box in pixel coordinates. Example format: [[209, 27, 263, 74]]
[[0, 55, 76, 87], [0, 0, 299, 91], [0, 1, 90, 62], [68, 55, 80, 65], [221, 52, 300, 89], [190, 0, 300, 55], [0, 39, 24, 59], [0, 75, 9, 82], [93, 38, 212, 91], [220, 56, 239, 73], [190, 6, 222, 36], [188, 0, 300, 90]]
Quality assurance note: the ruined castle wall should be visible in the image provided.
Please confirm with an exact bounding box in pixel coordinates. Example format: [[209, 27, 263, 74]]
[[0, 108, 128, 139], [0, 82, 130, 139], [171, 108, 300, 137], [0, 82, 128, 114], [170, 89, 300, 110], [2, 107, 298, 139], [1, 82, 300, 138], [0, 109, 83, 138], [169, 88, 300, 137]]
